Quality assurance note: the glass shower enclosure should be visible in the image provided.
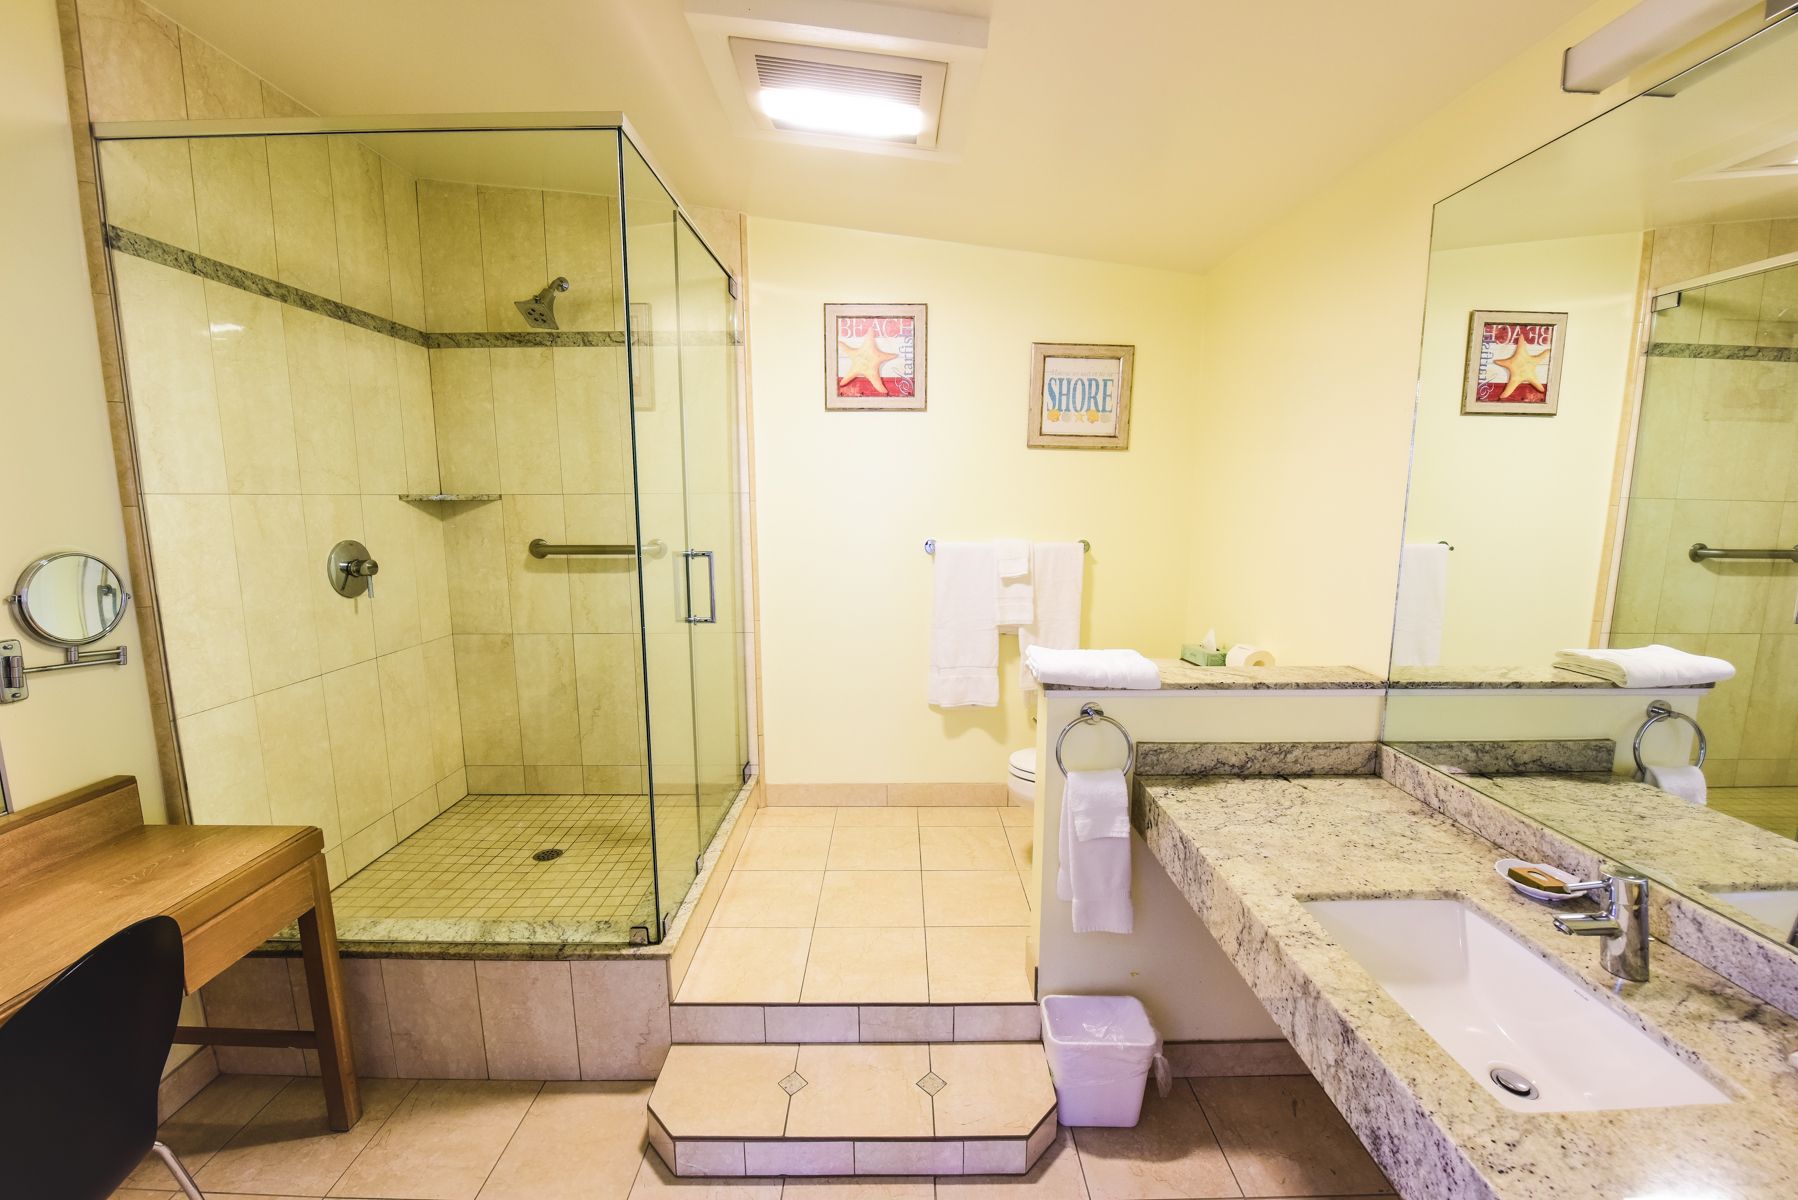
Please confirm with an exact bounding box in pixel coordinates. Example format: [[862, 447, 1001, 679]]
[[93, 116, 750, 945]]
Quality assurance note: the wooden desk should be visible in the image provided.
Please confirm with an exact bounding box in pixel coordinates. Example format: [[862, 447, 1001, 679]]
[[0, 777, 361, 1129]]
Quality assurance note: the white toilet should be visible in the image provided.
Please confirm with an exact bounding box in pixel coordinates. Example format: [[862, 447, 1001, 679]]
[[1007, 747, 1037, 809]]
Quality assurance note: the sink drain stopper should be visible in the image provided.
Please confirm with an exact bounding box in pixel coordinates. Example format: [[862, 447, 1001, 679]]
[[1489, 1066, 1539, 1099]]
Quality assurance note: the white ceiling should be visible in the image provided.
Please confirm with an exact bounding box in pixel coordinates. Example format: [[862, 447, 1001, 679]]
[[148, 0, 1597, 272]]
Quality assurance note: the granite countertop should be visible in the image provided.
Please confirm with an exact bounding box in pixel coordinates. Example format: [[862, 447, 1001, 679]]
[[1043, 660, 1384, 691], [1136, 772, 1798, 1200], [1387, 665, 1714, 689]]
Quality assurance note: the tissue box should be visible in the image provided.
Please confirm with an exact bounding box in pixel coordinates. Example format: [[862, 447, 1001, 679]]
[[1180, 644, 1228, 667]]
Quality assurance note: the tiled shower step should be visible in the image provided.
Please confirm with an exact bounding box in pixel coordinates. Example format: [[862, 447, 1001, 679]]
[[648, 1042, 1057, 1178], [671, 1002, 1041, 1043]]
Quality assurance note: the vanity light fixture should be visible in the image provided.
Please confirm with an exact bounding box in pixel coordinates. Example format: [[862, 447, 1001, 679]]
[[1562, 0, 1797, 93]]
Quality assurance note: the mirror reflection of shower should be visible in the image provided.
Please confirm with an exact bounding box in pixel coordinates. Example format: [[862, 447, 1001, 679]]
[[515, 276, 571, 329]]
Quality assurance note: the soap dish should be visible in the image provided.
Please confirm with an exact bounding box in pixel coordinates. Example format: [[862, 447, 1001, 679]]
[[1495, 858, 1581, 903]]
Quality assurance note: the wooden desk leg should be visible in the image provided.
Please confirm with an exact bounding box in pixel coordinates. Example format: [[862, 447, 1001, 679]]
[[297, 852, 362, 1130]]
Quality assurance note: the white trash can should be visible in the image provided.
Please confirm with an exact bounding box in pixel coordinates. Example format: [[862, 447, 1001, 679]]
[[1040, 994, 1171, 1127]]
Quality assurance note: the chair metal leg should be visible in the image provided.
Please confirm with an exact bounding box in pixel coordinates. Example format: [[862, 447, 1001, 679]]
[[150, 1140, 205, 1200]]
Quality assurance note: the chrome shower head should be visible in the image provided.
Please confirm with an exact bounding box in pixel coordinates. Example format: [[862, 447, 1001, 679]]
[[515, 276, 570, 330]]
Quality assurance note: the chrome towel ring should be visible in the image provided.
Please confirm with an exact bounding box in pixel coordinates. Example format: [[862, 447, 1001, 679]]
[[1633, 699, 1707, 781], [1054, 703, 1136, 776]]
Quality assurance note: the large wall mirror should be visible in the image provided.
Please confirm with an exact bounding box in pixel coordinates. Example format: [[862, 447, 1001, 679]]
[[1385, 15, 1798, 956]]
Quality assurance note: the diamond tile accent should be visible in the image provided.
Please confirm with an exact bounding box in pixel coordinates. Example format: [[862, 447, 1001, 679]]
[[779, 1071, 809, 1095], [916, 1071, 946, 1095]]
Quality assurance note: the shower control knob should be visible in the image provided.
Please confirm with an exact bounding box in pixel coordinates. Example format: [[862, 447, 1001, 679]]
[[326, 539, 379, 600]]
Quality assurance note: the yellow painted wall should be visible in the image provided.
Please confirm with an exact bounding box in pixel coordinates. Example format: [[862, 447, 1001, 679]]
[[1181, 0, 1665, 674], [0, 0, 166, 817], [1407, 233, 1646, 665], [745, 218, 1204, 783]]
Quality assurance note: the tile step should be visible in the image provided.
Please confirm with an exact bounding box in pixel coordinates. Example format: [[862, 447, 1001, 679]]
[[671, 1001, 1041, 1043], [648, 1041, 1057, 1177]]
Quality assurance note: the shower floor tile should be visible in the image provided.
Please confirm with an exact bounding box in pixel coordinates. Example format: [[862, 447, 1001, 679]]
[[329, 793, 659, 945]]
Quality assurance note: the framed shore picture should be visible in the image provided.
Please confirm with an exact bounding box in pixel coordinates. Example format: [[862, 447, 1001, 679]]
[[1462, 311, 1566, 415], [826, 303, 926, 411], [1027, 342, 1134, 449]]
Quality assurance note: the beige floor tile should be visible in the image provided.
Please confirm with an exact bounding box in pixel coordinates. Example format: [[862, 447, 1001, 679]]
[[923, 871, 1032, 927], [109, 1191, 180, 1199], [754, 807, 840, 828], [328, 1079, 541, 1200], [738, 827, 834, 871], [781, 1178, 934, 1197], [929, 1044, 1055, 1136], [920, 827, 1014, 870], [679, 927, 813, 1003], [123, 1074, 290, 1188], [815, 870, 925, 927], [939, 1127, 1087, 1198], [1192, 1075, 1392, 1197], [917, 807, 1002, 827], [999, 807, 1033, 827], [786, 1044, 934, 1138], [1072, 1083, 1240, 1200], [926, 928, 1033, 1003], [628, 1151, 781, 1196], [713, 870, 827, 927], [477, 1082, 653, 1200], [195, 1077, 415, 1195], [834, 807, 919, 828], [649, 1045, 797, 1137], [803, 927, 929, 1004], [828, 826, 922, 870]]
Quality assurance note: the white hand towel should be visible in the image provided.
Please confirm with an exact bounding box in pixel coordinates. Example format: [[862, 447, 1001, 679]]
[[1553, 645, 1736, 689], [1025, 646, 1161, 691], [929, 542, 1000, 708], [1646, 764, 1707, 805], [1018, 542, 1084, 693], [1057, 769, 1132, 934], [995, 539, 1034, 628], [1391, 543, 1448, 668]]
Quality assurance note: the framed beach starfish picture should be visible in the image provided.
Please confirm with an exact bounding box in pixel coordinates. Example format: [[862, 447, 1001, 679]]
[[1461, 310, 1566, 415], [825, 303, 926, 411]]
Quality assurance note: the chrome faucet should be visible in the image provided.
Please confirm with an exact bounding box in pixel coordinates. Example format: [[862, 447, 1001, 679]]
[[1554, 869, 1650, 982]]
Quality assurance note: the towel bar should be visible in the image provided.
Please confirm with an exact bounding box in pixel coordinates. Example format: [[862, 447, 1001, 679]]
[[1054, 703, 1135, 776], [1633, 700, 1707, 781], [925, 538, 1090, 555]]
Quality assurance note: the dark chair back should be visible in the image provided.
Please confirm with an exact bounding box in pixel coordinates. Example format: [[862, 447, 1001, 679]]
[[0, 915, 186, 1200]]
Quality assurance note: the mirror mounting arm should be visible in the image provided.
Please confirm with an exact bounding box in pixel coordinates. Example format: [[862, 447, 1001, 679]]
[[0, 640, 127, 705]]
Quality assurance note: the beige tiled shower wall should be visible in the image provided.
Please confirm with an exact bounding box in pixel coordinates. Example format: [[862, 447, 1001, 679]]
[[414, 179, 649, 795], [1613, 218, 1798, 786], [103, 130, 469, 884]]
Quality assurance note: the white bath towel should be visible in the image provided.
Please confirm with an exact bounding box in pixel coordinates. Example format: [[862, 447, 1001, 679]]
[[995, 539, 1034, 628], [1018, 542, 1084, 693], [1025, 646, 1161, 691], [1391, 543, 1448, 668], [1646, 764, 1708, 805], [1057, 769, 1133, 934], [1553, 645, 1736, 689], [929, 541, 1000, 708]]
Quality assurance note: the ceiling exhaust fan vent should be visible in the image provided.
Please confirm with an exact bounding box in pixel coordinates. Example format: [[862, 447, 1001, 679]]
[[753, 54, 925, 106], [728, 37, 949, 149]]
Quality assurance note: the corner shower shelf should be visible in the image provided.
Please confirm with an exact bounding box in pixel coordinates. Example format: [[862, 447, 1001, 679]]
[[399, 493, 500, 502]]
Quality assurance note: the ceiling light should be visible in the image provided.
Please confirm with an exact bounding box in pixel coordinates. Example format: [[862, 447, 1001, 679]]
[[758, 85, 924, 139], [1562, 0, 1795, 94]]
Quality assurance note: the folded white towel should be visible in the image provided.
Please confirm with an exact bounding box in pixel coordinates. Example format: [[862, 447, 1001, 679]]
[[1025, 646, 1161, 691], [1018, 542, 1084, 694], [995, 539, 1033, 627], [1057, 769, 1132, 934], [929, 542, 999, 708], [1392, 543, 1448, 668], [1646, 764, 1707, 805], [1553, 645, 1736, 689]]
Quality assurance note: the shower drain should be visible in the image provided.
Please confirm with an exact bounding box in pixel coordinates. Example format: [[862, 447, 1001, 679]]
[[531, 848, 565, 863]]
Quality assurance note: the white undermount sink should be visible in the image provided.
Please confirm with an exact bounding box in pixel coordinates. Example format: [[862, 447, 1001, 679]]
[[1712, 888, 1798, 937], [1303, 898, 1729, 1112]]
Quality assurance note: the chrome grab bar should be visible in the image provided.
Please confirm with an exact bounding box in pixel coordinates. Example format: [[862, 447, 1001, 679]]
[[1053, 703, 1135, 775], [1633, 699, 1707, 781], [529, 539, 667, 560], [1689, 543, 1798, 562]]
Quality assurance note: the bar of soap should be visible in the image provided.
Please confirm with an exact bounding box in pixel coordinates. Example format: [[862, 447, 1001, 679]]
[[1507, 865, 1568, 894]]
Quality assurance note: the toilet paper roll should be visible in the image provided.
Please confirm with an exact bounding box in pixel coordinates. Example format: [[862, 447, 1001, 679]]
[[1225, 644, 1275, 668]]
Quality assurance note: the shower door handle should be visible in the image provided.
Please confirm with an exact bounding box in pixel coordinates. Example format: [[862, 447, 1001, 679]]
[[681, 549, 716, 624]]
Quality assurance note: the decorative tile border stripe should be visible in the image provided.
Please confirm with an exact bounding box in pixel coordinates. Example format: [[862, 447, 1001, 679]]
[[1648, 341, 1798, 363], [105, 225, 745, 349]]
